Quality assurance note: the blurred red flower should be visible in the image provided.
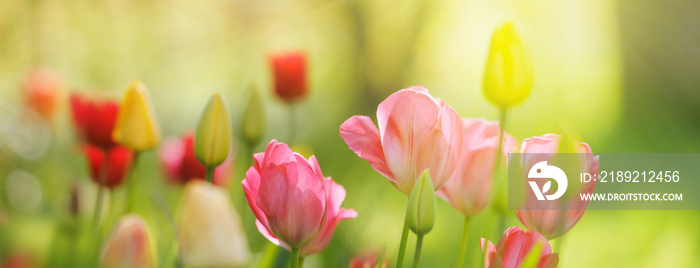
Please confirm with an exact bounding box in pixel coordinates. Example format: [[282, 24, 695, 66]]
[[84, 145, 134, 188], [159, 132, 232, 186], [269, 51, 308, 102], [481, 226, 558, 268], [69, 93, 120, 149], [23, 68, 62, 120]]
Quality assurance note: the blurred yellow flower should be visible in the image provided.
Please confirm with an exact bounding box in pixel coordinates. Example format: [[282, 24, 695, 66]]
[[178, 180, 250, 267], [112, 80, 161, 151], [195, 93, 232, 167], [482, 21, 533, 109]]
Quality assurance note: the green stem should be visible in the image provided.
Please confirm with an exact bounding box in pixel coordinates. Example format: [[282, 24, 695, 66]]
[[289, 104, 296, 144], [124, 153, 140, 214], [411, 234, 424, 268], [92, 148, 110, 228], [454, 216, 472, 268], [92, 184, 104, 229], [396, 216, 410, 268], [299, 257, 305, 268], [291, 247, 300, 268], [205, 166, 215, 183], [494, 108, 508, 235]]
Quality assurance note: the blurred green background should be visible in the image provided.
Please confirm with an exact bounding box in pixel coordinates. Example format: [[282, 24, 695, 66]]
[[0, 0, 699, 267]]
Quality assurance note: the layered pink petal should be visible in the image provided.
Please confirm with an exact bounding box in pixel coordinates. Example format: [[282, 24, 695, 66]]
[[482, 227, 556, 268], [256, 162, 325, 247], [515, 134, 599, 239], [437, 118, 517, 216], [340, 116, 393, 180], [300, 180, 357, 256]]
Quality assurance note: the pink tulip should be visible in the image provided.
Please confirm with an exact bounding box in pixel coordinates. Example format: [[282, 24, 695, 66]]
[[481, 226, 558, 268], [349, 252, 389, 268], [100, 214, 155, 268], [515, 134, 599, 239], [437, 118, 518, 217], [340, 86, 463, 194], [242, 140, 357, 255]]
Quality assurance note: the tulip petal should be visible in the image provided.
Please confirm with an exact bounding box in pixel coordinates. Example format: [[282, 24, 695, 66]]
[[256, 162, 325, 247], [339, 116, 393, 180]]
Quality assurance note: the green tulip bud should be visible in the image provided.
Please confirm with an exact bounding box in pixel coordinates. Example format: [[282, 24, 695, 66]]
[[195, 93, 232, 167], [406, 170, 437, 236], [241, 89, 265, 147]]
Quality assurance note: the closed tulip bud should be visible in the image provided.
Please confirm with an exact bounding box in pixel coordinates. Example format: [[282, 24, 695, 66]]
[[195, 93, 232, 167], [405, 170, 436, 236], [241, 89, 265, 147], [100, 215, 156, 268], [483, 21, 533, 109], [178, 180, 250, 267], [112, 80, 161, 151]]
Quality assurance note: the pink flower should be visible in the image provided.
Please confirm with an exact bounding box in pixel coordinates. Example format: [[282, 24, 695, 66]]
[[340, 86, 463, 194], [349, 251, 389, 268], [159, 132, 233, 186], [437, 118, 518, 217], [242, 140, 357, 255], [481, 226, 559, 268], [100, 214, 155, 268], [514, 134, 599, 239]]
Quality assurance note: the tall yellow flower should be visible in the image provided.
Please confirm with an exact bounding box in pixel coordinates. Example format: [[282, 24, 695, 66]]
[[113, 80, 161, 151], [483, 21, 533, 108]]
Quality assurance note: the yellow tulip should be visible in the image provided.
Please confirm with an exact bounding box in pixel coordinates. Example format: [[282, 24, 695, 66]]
[[195, 93, 232, 167], [100, 214, 157, 268], [178, 180, 250, 267], [113, 80, 161, 151], [483, 21, 533, 109]]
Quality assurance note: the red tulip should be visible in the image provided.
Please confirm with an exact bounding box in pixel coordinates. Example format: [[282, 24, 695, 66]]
[[514, 134, 599, 239], [269, 51, 308, 102], [481, 226, 558, 268], [437, 118, 518, 217], [84, 145, 134, 188], [69, 93, 120, 148], [340, 86, 463, 194], [159, 132, 232, 186], [242, 140, 356, 255], [23, 68, 61, 120]]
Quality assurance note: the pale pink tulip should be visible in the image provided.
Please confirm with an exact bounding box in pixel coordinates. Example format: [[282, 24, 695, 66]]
[[100, 214, 155, 268], [437, 118, 517, 217], [515, 134, 599, 239], [243, 140, 356, 254], [178, 180, 250, 267], [340, 86, 463, 194], [481, 226, 558, 268]]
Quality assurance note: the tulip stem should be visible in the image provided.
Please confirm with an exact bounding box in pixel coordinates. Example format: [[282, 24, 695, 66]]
[[494, 108, 508, 236], [92, 148, 110, 229], [412, 234, 424, 268], [454, 216, 472, 268], [291, 247, 300, 268], [125, 153, 140, 213], [299, 257, 305, 267], [396, 217, 410, 268], [205, 166, 214, 183], [288, 104, 296, 144], [554, 235, 565, 253]]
